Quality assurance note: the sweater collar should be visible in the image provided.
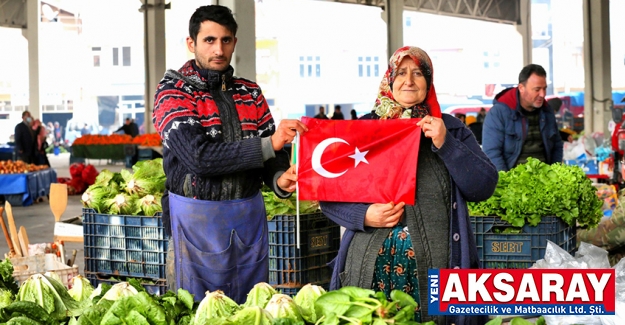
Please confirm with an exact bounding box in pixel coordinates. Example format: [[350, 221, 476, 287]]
[[179, 60, 234, 89]]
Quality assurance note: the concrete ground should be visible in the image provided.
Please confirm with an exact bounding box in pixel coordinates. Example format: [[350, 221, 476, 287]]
[[0, 153, 127, 274]]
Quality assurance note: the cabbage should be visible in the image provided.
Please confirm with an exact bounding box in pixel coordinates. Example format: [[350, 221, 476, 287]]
[[99, 282, 138, 303], [44, 271, 63, 284], [121, 159, 166, 196], [242, 282, 277, 309], [136, 194, 163, 216], [264, 294, 304, 322], [82, 185, 118, 213], [293, 284, 326, 323], [93, 169, 118, 187], [227, 306, 273, 325], [0, 288, 13, 308], [193, 290, 240, 325], [105, 193, 138, 215], [17, 273, 86, 320], [68, 275, 94, 303]]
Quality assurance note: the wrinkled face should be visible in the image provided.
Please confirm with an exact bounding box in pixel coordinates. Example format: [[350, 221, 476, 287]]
[[519, 73, 547, 110], [187, 20, 237, 71], [392, 57, 427, 108]]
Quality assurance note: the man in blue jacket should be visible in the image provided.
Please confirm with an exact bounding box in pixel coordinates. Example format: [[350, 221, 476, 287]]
[[482, 64, 563, 171]]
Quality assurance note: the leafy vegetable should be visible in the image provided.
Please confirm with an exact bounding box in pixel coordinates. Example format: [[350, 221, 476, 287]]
[[193, 290, 240, 324], [104, 193, 138, 216], [293, 284, 326, 323], [68, 275, 94, 304], [0, 288, 14, 308], [468, 158, 603, 228], [227, 306, 273, 325], [99, 282, 138, 303], [0, 258, 18, 295], [16, 274, 87, 320], [261, 185, 320, 219], [243, 282, 277, 309], [81, 185, 118, 213], [264, 294, 304, 322], [136, 194, 163, 216], [100, 291, 167, 325]]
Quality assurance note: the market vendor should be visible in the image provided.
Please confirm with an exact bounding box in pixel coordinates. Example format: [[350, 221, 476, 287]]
[[319, 46, 498, 324], [152, 5, 307, 303]]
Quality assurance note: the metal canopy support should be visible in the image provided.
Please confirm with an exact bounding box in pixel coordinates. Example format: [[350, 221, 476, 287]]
[[582, 0, 611, 134], [329, 0, 520, 25], [516, 0, 531, 66], [382, 0, 403, 59], [142, 0, 167, 134], [0, 0, 26, 28], [217, 0, 257, 81], [23, 0, 40, 119]]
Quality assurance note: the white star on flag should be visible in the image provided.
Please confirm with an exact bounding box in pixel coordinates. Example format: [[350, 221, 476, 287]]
[[348, 147, 369, 168]]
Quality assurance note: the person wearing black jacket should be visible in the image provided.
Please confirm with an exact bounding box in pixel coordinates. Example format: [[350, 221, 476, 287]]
[[14, 111, 35, 163], [115, 118, 139, 137]]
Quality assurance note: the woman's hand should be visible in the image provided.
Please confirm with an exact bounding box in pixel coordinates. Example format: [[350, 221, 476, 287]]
[[417, 115, 447, 148], [277, 165, 297, 192], [364, 202, 405, 228]]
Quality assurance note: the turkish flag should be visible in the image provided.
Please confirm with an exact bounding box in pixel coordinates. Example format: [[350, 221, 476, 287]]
[[298, 117, 421, 205]]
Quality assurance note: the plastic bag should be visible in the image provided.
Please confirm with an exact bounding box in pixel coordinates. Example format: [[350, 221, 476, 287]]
[[533, 241, 623, 325]]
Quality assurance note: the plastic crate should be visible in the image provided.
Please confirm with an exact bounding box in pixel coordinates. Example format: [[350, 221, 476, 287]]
[[268, 212, 339, 287], [470, 215, 576, 269], [10, 254, 80, 289], [83, 208, 168, 279], [84, 271, 167, 296], [138, 149, 153, 160], [274, 282, 330, 297]]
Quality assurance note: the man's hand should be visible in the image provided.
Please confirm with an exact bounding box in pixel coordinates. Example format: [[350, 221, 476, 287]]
[[364, 202, 405, 228], [277, 165, 298, 193], [271, 119, 308, 151]]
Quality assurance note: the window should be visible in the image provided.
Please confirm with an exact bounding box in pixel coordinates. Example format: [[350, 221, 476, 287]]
[[483, 51, 500, 70], [299, 56, 321, 78], [113, 48, 119, 66], [122, 47, 131, 66], [358, 56, 380, 78]]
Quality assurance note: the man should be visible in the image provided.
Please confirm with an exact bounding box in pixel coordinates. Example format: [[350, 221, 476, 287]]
[[14, 111, 35, 163], [152, 5, 307, 303], [476, 107, 487, 123], [331, 104, 344, 120], [482, 64, 563, 171], [115, 118, 139, 138], [314, 106, 328, 119]]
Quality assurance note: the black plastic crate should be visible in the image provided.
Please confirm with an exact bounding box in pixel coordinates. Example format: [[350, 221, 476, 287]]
[[84, 271, 167, 296], [470, 215, 576, 269], [274, 282, 330, 297], [83, 208, 168, 279], [268, 213, 339, 287]]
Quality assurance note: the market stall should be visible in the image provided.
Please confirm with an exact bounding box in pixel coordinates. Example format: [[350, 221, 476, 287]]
[[0, 165, 56, 206], [71, 134, 162, 162]]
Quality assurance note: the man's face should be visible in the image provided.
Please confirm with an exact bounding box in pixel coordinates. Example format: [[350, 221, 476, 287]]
[[23, 112, 31, 122], [187, 20, 237, 71], [519, 73, 547, 110]]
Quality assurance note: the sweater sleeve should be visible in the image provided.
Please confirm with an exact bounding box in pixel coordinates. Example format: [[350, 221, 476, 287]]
[[319, 201, 369, 232], [153, 84, 266, 177], [434, 115, 499, 202]]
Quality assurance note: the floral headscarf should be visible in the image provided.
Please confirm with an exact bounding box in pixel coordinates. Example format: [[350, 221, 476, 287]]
[[373, 46, 441, 119]]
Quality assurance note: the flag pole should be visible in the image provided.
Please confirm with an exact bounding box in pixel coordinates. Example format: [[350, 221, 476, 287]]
[[294, 132, 301, 250]]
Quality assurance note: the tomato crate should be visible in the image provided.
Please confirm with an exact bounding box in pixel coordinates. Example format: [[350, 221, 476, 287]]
[[84, 271, 167, 296], [470, 215, 576, 269], [268, 213, 339, 287], [83, 208, 168, 279]]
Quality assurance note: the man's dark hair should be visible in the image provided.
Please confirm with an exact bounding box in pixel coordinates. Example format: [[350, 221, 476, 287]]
[[21, 111, 30, 118], [335, 105, 341, 110], [518, 64, 547, 84], [189, 5, 238, 43]]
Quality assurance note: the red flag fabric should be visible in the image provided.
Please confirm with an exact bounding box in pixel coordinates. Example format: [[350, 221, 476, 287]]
[[298, 117, 421, 205]]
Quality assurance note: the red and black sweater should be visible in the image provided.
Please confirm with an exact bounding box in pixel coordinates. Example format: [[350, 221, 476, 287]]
[[153, 60, 289, 234]]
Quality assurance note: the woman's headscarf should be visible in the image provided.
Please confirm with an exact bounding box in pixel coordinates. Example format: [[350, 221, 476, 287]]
[[373, 46, 441, 119]]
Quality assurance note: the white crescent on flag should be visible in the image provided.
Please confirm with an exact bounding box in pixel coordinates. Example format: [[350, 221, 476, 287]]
[[311, 137, 349, 178]]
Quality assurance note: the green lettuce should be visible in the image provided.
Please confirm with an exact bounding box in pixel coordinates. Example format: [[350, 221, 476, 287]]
[[293, 284, 326, 323], [104, 194, 138, 216], [193, 291, 240, 325], [264, 294, 304, 322], [68, 275, 94, 304], [242, 282, 277, 309], [16, 274, 87, 320], [136, 194, 163, 216]]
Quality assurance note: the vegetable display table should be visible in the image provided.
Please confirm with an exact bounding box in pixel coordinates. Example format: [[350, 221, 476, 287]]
[[71, 144, 127, 161], [0, 168, 57, 206]]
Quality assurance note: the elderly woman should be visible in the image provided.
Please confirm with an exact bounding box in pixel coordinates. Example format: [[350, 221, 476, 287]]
[[319, 46, 498, 324]]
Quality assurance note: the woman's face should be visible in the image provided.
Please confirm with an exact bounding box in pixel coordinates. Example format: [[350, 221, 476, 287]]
[[392, 57, 427, 108]]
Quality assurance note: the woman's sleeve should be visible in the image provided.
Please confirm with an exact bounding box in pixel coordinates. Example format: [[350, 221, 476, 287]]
[[434, 117, 498, 202], [319, 201, 370, 232]]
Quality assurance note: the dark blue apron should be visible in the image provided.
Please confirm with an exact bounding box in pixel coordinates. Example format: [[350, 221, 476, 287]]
[[168, 191, 268, 303]]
